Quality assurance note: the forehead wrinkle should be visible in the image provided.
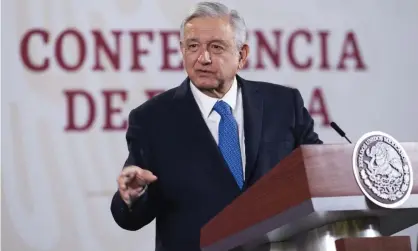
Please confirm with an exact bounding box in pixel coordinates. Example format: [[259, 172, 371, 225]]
[[185, 37, 228, 44]]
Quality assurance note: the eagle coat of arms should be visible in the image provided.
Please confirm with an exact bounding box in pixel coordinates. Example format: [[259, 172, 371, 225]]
[[352, 131, 413, 208]]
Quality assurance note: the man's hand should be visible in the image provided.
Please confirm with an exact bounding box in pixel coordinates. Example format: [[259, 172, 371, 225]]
[[117, 165, 158, 206]]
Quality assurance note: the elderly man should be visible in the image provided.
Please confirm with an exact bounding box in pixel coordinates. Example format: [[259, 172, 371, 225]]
[[110, 2, 322, 251]]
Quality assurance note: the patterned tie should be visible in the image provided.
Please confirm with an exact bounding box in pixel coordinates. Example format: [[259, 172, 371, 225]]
[[213, 100, 244, 189]]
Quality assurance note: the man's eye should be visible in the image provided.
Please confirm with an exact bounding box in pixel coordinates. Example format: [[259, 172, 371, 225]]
[[210, 44, 225, 53]]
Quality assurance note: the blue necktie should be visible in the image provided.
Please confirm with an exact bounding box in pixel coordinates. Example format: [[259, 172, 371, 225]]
[[213, 100, 244, 189]]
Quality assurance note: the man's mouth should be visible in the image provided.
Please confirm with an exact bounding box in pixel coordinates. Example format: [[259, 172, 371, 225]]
[[196, 69, 214, 73]]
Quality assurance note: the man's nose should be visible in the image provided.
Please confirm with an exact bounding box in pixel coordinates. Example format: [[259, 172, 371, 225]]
[[197, 50, 211, 65]]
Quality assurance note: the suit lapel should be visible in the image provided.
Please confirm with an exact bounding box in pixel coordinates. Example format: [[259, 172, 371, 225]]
[[237, 75, 264, 186]]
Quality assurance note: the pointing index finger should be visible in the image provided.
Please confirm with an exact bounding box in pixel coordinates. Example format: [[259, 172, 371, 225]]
[[137, 169, 158, 183]]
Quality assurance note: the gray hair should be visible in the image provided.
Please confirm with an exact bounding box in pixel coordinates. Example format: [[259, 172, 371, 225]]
[[180, 2, 248, 50]]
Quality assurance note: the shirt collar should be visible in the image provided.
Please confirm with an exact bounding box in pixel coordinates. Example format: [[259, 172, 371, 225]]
[[190, 77, 238, 118]]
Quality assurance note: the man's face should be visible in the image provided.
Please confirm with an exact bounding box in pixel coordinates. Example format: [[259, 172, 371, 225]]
[[181, 16, 247, 93]]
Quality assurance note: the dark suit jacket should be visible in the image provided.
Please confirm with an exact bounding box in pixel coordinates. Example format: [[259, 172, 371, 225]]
[[110, 75, 322, 251]]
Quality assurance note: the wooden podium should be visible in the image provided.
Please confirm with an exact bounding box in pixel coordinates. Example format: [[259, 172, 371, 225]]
[[200, 143, 418, 251]]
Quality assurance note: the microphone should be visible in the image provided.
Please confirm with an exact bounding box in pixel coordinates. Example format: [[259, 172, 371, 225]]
[[330, 121, 352, 143]]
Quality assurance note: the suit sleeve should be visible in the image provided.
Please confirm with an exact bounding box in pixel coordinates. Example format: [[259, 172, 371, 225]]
[[292, 88, 323, 146], [110, 109, 160, 231]]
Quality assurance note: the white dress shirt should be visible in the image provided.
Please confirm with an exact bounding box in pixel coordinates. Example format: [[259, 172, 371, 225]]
[[190, 78, 246, 176]]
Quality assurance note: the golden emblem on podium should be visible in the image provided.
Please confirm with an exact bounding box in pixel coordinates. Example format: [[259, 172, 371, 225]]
[[352, 131, 413, 208]]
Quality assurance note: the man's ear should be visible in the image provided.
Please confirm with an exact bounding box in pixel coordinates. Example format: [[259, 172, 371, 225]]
[[238, 44, 249, 69]]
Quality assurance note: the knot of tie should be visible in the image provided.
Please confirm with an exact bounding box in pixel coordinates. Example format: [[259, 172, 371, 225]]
[[213, 100, 232, 117]]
